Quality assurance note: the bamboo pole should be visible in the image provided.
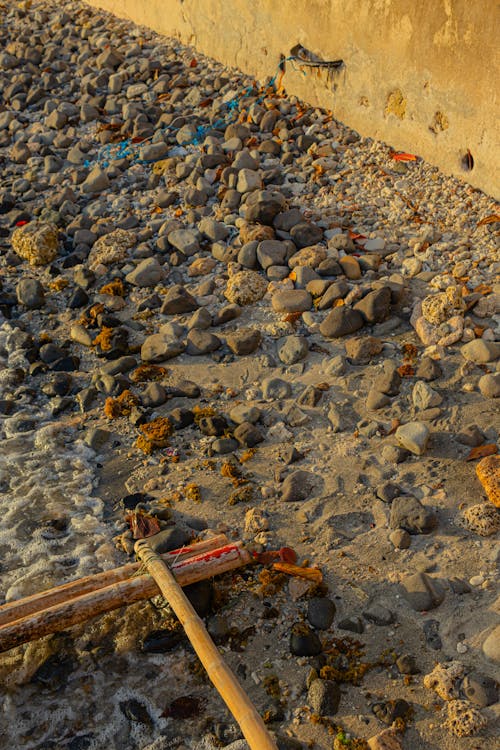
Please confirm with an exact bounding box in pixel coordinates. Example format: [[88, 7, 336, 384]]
[[135, 539, 277, 750], [0, 542, 251, 653], [0, 535, 228, 627]]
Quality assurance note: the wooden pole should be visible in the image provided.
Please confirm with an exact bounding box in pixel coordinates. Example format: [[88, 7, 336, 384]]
[[135, 539, 278, 750], [0, 542, 251, 653], [0, 535, 228, 627]]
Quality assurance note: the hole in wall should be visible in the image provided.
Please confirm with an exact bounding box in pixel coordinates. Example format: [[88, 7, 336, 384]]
[[461, 149, 474, 171]]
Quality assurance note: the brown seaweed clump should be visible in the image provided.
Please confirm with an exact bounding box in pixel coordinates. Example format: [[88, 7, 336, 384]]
[[99, 278, 125, 296], [104, 390, 138, 418], [136, 417, 173, 454], [130, 364, 168, 383], [94, 326, 115, 352]]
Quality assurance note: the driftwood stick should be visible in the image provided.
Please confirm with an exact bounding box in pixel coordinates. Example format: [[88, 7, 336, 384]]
[[135, 539, 277, 750], [0, 542, 251, 654], [0, 534, 228, 627]]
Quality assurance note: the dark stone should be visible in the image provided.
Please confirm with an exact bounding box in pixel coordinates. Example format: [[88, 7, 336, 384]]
[[212, 437, 239, 454], [416, 356, 443, 381], [372, 699, 411, 725], [186, 329, 221, 355], [362, 603, 395, 626], [282, 470, 317, 502], [41, 372, 72, 397], [68, 286, 89, 308], [184, 579, 213, 617], [233, 421, 264, 447], [119, 699, 152, 726], [319, 307, 364, 338], [290, 222, 323, 248], [51, 355, 80, 372], [423, 619, 442, 650], [290, 623, 322, 656], [16, 278, 45, 309], [169, 408, 194, 430], [160, 284, 198, 314], [396, 654, 420, 674], [307, 679, 341, 715], [198, 415, 228, 436], [225, 328, 261, 355], [401, 572, 445, 611], [376, 482, 402, 503], [389, 496, 437, 534], [147, 527, 191, 554], [31, 654, 75, 691], [40, 343, 66, 364], [373, 360, 401, 395], [307, 598, 336, 630], [141, 628, 185, 654], [282, 446, 304, 465], [297, 385, 323, 407], [337, 616, 364, 634], [354, 287, 392, 324]]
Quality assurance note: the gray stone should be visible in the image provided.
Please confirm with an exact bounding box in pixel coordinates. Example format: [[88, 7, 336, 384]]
[[412, 381, 442, 410], [290, 223, 323, 249], [338, 616, 364, 634], [237, 241, 258, 268], [271, 290, 312, 313], [278, 335, 309, 365], [257, 240, 288, 269], [362, 603, 395, 625], [456, 424, 485, 446], [354, 287, 392, 324], [198, 217, 230, 242], [374, 360, 401, 395], [307, 598, 336, 630], [188, 307, 212, 330], [229, 404, 261, 425], [289, 623, 322, 656], [328, 233, 355, 252], [186, 329, 221, 355], [84, 428, 111, 451], [307, 679, 340, 715], [233, 422, 264, 447], [282, 470, 317, 502], [344, 335, 383, 364], [318, 280, 349, 310], [167, 229, 200, 256], [478, 373, 500, 398], [366, 389, 391, 410], [319, 307, 364, 338], [462, 673, 498, 706], [82, 166, 110, 194], [141, 334, 185, 362], [395, 421, 430, 455], [148, 527, 191, 554], [461, 340, 500, 364], [16, 278, 45, 308], [126, 257, 165, 287], [262, 377, 291, 399], [138, 142, 169, 162], [212, 437, 239, 454], [226, 328, 261, 355], [160, 285, 198, 314], [390, 495, 437, 534], [401, 572, 445, 611], [274, 208, 304, 232], [141, 383, 167, 408], [237, 168, 262, 193], [245, 189, 286, 225], [416, 356, 443, 381]]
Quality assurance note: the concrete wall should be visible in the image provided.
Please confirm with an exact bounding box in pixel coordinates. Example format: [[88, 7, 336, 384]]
[[86, 0, 499, 198]]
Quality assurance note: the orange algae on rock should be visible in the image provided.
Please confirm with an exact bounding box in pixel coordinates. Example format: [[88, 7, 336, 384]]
[[93, 326, 115, 352], [99, 278, 125, 296], [104, 390, 138, 418], [130, 364, 168, 382], [136, 417, 173, 453]]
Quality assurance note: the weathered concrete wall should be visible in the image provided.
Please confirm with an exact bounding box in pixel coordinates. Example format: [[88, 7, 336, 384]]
[[86, 0, 499, 197]]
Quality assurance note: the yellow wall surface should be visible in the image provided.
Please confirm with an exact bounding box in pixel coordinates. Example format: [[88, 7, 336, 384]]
[[85, 0, 499, 197]]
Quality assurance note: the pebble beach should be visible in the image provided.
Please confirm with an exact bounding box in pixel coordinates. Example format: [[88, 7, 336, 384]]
[[0, 2, 499, 749]]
